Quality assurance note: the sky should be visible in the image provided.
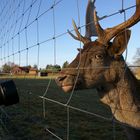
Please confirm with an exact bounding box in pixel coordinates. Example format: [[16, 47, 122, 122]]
[[0, 0, 139, 68]]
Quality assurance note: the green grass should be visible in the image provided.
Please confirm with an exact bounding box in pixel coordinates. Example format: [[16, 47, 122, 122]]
[[0, 78, 127, 140]]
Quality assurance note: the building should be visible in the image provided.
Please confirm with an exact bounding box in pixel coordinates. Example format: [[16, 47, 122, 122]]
[[29, 68, 38, 75], [11, 66, 29, 75]]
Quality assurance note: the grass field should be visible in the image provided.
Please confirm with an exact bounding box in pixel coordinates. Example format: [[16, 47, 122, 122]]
[[0, 77, 127, 140]]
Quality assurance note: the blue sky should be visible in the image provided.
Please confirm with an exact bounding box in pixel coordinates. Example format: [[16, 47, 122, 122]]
[[0, 0, 139, 68]]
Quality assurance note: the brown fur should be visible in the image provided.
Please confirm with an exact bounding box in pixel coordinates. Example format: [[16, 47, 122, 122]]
[[56, 0, 140, 139], [56, 32, 140, 139]]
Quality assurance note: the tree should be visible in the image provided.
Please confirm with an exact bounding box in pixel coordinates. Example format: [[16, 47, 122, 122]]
[[46, 64, 53, 70], [62, 61, 69, 68], [2, 62, 18, 73], [2, 63, 11, 73], [33, 64, 38, 69], [134, 48, 140, 65], [54, 64, 61, 71], [46, 64, 61, 72], [133, 48, 140, 77]]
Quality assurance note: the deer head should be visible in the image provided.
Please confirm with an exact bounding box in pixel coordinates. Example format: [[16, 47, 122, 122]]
[[56, 0, 140, 93], [56, 1, 140, 137]]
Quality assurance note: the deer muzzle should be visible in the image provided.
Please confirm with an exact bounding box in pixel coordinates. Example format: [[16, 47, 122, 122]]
[[55, 75, 74, 92]]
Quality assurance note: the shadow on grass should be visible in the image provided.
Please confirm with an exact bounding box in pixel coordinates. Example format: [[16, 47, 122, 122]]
[[0, 78, 127, 140]]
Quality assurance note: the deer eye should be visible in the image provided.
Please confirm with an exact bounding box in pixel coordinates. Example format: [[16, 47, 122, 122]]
[[95, 54, 103, 60]]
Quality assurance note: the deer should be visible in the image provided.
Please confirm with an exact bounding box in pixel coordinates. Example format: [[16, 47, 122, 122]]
[[56, 0, 140, 139]]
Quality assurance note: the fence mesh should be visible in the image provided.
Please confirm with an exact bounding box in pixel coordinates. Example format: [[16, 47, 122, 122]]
[[0, 0, 139, 139]]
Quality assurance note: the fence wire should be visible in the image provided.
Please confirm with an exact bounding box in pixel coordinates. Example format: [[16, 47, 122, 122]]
[[0, 0, 139, 139]]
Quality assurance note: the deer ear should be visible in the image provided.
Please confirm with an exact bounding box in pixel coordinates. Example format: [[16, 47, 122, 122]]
[[109, 30, 131, 58]]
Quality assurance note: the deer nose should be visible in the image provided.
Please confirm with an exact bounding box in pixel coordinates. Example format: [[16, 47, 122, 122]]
[[55, 76, 67, 86]]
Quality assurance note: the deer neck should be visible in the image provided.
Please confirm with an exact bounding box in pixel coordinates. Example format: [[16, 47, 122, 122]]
[[99, 63, 140, 129]]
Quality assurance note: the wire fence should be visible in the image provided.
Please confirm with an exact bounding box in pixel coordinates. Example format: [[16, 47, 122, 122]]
[[0, 0, 139, 139]]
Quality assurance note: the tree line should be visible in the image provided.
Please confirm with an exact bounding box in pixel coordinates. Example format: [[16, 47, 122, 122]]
[[1, 61, 69, 73]]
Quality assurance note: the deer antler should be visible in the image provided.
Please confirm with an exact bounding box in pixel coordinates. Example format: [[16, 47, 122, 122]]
[[68, 20, 91, 44], [85, 0, 97, 38], [68, 0, 97, 44], [94, 0, 140, 45]]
